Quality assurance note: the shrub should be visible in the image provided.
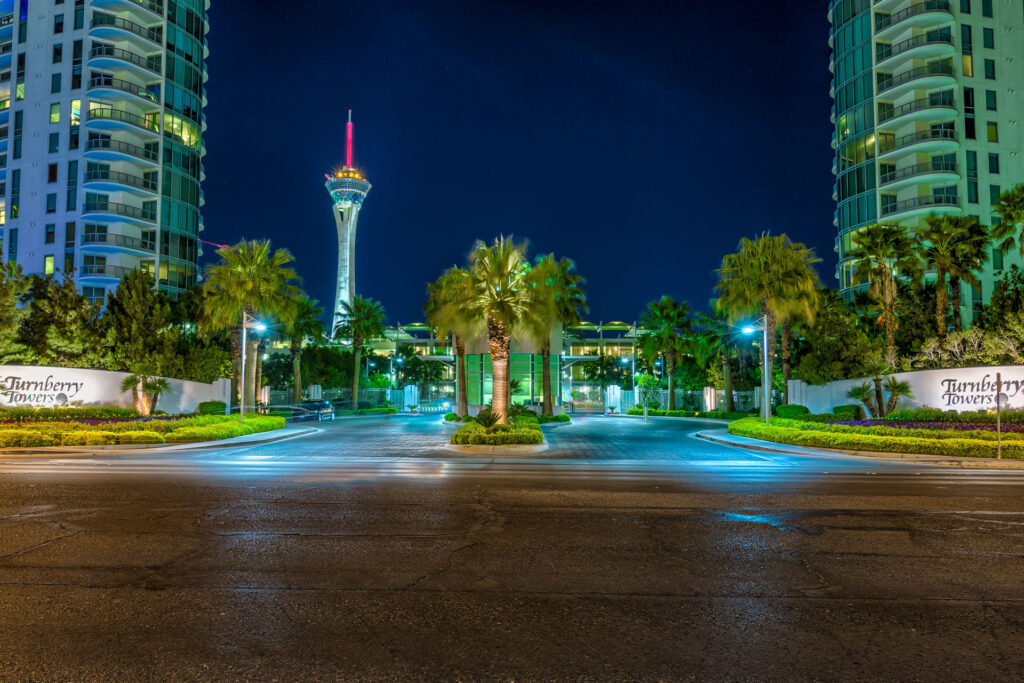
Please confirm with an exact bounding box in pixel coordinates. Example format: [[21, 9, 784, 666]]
[[116, 431, 166, 445], [197, 401, 227, 415], [475, 408, 500, 428], [832, 404, 865, 420], [462, 414, 475, 422], [357, 407, 398, 415], [450, 422, 544, 445], [444, 412, 459, 422], [0, 429, 57, 448], [512, 415, 541, 430], [537, 414, 571, 424], [0, 406, 139, 423], [775, 404, 809, 418], [60, 431, 118, 446]]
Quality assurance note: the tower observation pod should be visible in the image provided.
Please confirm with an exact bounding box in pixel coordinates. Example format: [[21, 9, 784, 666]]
[[324, 110, 372, 337]]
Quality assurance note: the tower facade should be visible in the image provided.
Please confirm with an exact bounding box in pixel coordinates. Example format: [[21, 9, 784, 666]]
[[0, 0, 209, 302], [324, 110, 370, 336], [830, 0, 1024, 325]]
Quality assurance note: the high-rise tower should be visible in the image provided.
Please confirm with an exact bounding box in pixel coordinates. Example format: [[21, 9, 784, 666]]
[[324, 110, 371, 337], [0, 0, 209, 303], [830, 0, 1024, 326]]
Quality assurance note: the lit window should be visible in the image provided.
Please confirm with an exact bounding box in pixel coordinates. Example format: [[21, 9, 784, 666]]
[[987, 122, 999, 142], [70, 99, 80, 126], [962, 54, 974, 77], [43, 255, 54, 275], [49, 103, 60, 123]]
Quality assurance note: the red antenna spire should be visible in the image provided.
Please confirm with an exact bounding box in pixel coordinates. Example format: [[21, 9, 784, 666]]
[[346, 109, 353, 167]]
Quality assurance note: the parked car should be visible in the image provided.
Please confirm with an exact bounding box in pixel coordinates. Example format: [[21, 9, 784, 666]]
[[292, 400, 335, 422]]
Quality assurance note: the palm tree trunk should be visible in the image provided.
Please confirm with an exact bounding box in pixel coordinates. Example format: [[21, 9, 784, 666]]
[[230, 329, 242, 407], [873, 376, 886, 418], [935, 267, 948, 338], [488, 317, 511, 424], [723, 355, 736, 412], [666, 354, 676, 411], [351, 336, 361, 411], [244, 335, 259, 414], [883, 275, 898, 368], [254, 340, 265, 408], [455, 336, 468, 417], [764, 308, 777, 418], [291, 340, 302, 404], [541, 339, 553, 416], [950, 276, 963, 332], [781, 322, 792, 405]]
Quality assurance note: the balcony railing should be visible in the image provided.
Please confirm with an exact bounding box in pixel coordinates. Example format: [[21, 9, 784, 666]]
[[0, 13, 13, 28], [91, 12, 163, 45], [876, 62, 954, 94], [125, 0, 164, 15], [86, 106, 160, 133], [83, 168, 158, 192], [0, 41, 11, 56], [83, 200, 158, 223], [881, 160, 958, 185], [87, 75, 159, 103], [879, 127, 957, 153], [878, 93, 955, 123], [83, 232, 155, 252], [875, 1, 952, 32], [85, 137, 160, 162], [876, 32, 953, 62], [81, 263, 133, 278], [89, 44, 161, 74], [881, 194, 960, 216]]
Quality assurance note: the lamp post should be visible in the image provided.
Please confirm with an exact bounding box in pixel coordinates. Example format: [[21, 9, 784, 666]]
[[239, 312, 267, 424], [742, 316, 770, 427], [620, 356, 635, 392], [390, 355, 404, 389]]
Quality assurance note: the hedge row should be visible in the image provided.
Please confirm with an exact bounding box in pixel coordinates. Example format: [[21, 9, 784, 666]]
[[337, 407, 398, 415], [625, 408, 751, 420], [0, 415, 285, 448], [728, 417, 1024, 459], [778, 416, 1024, 442], [0, 406, 140, 422], [883, 408, 1024, 424]]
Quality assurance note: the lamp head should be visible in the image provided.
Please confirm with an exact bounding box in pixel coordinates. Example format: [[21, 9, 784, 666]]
[[620, 357, 630, 364], [742, 326, 756, 335], [253, 322, 267, 332]]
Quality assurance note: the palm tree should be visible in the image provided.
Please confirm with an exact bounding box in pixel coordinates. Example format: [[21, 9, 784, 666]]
[[778, 288, 820, 404], [992, 184, 1024, 254], [883, 376, 913, 415], [847, 383, 878, 418], [337, 295, 387, 411], [716, 234, 821, 415], [425, 267, 479, 417], [915, 215, 980, 338], [202, 240, 300, 412], [848, 223, 919, 367], [947, 220, 990, 332], [285, 296, 325, 404], [527, 255, 588, 416], [466, 237, 531, 424], [638, 296, 691, 411], [694, 311, 739, 412]]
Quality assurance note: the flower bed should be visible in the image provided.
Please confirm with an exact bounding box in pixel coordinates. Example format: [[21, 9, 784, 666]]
[[0, 414, 284, 448], [450, 416, 544, 446], [729, 416, 1024, 459]]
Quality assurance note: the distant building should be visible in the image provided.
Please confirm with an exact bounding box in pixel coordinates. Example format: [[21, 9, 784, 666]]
[[830, 0, 1023, 324], [324, 110, 371, 337], [1, 0, 209, 303]]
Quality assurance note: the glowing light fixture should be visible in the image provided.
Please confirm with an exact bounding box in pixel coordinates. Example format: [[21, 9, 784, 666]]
[[346, 108, 354, 167]]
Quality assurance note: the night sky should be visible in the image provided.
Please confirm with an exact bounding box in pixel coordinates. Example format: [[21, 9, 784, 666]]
[[202, 0, 835, 324]]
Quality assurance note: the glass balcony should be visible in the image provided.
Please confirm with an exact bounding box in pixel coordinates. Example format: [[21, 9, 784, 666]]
[[877, 93, 956, 126], [881, 193, 960, 218], [90, 12, 163, 46], [876, 63, 955, 98], [880, 160, 958, 188], [82, 232, 156, 254], [875, 1, 953, 40], [876, 33, 954, 68], [86, 106, 160, 134], [83, 168, 158, 193], [87, 75, 160, 105], [89, 44, 161, 76], [878, 127, 958, 158], [80, 263, 134, 280], [83, 200, 158, 224]]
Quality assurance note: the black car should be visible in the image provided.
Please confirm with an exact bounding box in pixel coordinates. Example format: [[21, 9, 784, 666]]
[[291, 400, 335, 422]]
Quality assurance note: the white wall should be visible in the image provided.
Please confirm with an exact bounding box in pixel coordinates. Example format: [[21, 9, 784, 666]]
[[0, 365, 230, 414], [788, 365, 1024, 414]]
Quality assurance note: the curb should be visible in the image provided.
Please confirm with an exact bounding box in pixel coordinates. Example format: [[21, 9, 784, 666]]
[[696, 430, 1024, 469], [446, 442, 549, 455], [0, 427, 319, 458]]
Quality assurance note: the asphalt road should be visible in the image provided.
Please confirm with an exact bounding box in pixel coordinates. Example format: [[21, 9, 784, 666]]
[[1, 415, 1023, 681]]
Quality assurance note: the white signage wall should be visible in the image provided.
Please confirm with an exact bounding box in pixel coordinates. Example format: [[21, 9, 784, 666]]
[[788, 365, 1024, 414], [0, 365, 230, 414]]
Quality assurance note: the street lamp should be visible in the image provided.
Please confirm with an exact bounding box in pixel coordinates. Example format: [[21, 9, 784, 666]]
[[620, 356, 635, 392], [239, 312, 267, 424], [742, 316, 770, 426], [390, 355, 404, 389]]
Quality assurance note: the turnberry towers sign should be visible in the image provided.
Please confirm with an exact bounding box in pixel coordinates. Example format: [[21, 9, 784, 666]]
[[788, 365, 1024, 414], [0, 366, 230, 414], [1, 374, 86, 406]]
